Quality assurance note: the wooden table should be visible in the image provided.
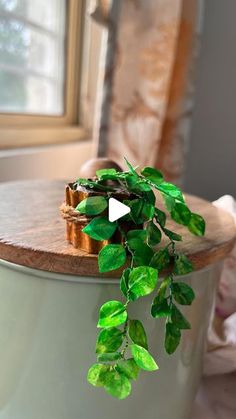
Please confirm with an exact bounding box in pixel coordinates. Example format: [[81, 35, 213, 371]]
[[0, 180, 235, 277]]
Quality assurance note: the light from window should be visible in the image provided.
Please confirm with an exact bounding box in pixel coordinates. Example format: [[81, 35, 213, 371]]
[[0, 0, 66, 116]]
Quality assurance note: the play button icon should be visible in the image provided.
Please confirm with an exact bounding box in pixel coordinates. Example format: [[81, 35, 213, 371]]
[[108, 198, 131, 222]]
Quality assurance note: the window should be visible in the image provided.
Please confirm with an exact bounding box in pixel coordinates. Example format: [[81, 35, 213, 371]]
[[0, 0, 99, 148]]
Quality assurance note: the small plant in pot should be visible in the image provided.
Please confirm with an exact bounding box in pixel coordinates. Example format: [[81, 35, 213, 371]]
[[61, 158, 205, 400]]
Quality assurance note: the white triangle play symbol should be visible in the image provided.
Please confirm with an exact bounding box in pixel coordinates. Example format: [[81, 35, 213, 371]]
[[108, 198, 131, 222]]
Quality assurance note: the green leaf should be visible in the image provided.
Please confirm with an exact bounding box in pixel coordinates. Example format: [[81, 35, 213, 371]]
[[124, 157, 138, 176], [98, 244, 126, 273], [147, 221, 162, 246], [155, 276, 171, 304], [128, 319, 148, 349], [163, 227, 182, 242], [188, 213, 205, 236], [128, 266, 158, 301], [76, 196, 107, 216], [155, 207, 166, 227], [104, 370, 131, 399], [131, 344, 158, 371], [97, 352, 122, 362], [126, 199, 154, 224], [143, 190, 156, 205], [151, 297, 170, 318], [125, 174, 138, 189], [97, 301, 127, 328], [141, 167, 163, 185], [120, 268, 131, 298], [174, 254, 193, 275], [165, 322, 181, 354], [116, 358, 140, 380], [158, 182, 184, 202], [171, 304, 191, 330], [96, 168, 117, 177], [133, 243, 154, 266], [136, 181, 152, 192], [172, 282, 195, 305], [82, 216, 117, 240], [150, 247, 170, 271], [170, 202, 191, 226], [96, 328, 124, 354], [127, 229, 147, 248], [87, 363, 110, 387]]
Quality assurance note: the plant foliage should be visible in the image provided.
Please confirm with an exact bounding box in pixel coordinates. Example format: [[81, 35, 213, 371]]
[[75, 158, 206, 399]]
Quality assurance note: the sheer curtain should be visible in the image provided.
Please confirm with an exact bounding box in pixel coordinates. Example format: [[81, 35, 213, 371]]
[[92, 0, 204, 185]]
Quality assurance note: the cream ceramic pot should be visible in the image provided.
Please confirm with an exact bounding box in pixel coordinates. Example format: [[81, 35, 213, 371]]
[[0, 258, 221, 419]]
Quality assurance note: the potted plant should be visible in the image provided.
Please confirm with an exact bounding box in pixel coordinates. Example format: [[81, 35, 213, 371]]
[[61, 158, 205, 400]]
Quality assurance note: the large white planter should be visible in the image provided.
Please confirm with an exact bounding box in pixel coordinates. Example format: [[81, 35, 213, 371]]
[[0, 258, 221, 419]]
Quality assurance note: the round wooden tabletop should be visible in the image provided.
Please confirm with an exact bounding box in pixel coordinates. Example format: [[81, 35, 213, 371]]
[[0, 180, 235, 278]]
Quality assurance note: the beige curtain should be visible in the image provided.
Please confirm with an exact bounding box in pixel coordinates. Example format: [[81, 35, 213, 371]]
[[92, 0, 203, 185]]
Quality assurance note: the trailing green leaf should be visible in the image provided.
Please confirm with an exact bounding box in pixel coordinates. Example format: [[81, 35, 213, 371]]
[[82, 216, 117, 240], [188, 213, 205, 236], [157, 182, 184, 202], [165, 322, 181, 354], [96, 168, 117, 177], [151, 298, 170, 318], [76, 196, 107, 216], [141, 167, 163, 186], [133, 243, 154, 266], [128, 266, 158, 301], [116, 358, 140, 380], [147, 221, 162, 246], [97, 301, 127, 328], [171, 304, 191, 330], [174, 254, 193, 275], [150, 247, 170, 271], [97, 352, 122, 362], [98, 244, 126, 273], [170, 202, 191, 226], [172, 282, 195, 305], [120, 268, 131, 299], [104, 369, 132, 399], [96, 328, 124, 354], [131, 344, 158, 371], [87, 364, 110, 387], [128, 319, 148, 349]]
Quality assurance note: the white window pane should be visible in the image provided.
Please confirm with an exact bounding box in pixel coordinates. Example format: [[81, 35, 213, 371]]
[[0, 0, 66, 115]]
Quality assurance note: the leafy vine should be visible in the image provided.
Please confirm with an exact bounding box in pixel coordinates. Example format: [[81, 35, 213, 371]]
[[74, 159, 205, 400]]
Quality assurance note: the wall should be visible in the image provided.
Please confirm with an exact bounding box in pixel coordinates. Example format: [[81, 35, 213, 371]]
[[0, 142, 92, 183], [185, 0, 236, 201]]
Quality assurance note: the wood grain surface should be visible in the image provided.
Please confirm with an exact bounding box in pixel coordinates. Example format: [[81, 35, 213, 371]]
[[0, 180, 235, 278]]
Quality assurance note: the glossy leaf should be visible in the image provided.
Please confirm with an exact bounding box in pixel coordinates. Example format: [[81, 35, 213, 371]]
[[128, 319, 148, 349], [124, 157, 138, 176], [174, 254, 193, 276], [141, 167, 163, 186], [104, 370, 132, 399], [97, 301, 127, 328], [96, 168, 117, 177], [98, 244, 126, 273], [172, 282, 195, 305], [82, 216, 117, 240], [97, 352, 122, 362], [188, 213, 205, 236], [133, 243, 154, 266], [155, 207, 166, 227], [147, 221, 162, 246], [96, 328, 124, 354], [150, 247, 170, 271], [163, 227, 182, 242], [171, 304, 191, 330], [76, 196, 107, 216], [170, 202, 191, 226], [131, 344, 158, 371], [165, 322, 181, 354], [87, 363, 110, 387], [116, 358, 140, 380], [151, 297, 170, 318], [128, 266, 158, 301], [127, 229, 147, 248], [155, 276, 171, 304], [157, 182, 184, 203]]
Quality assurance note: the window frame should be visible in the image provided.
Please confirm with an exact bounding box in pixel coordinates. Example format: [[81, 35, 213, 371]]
[[0, 0, 92, 149]]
